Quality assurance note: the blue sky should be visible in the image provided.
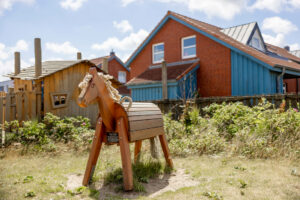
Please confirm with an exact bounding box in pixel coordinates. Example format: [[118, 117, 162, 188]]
[[0, 0, 300, 81]]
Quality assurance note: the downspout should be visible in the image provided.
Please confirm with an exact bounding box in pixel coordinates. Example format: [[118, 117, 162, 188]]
[[277, 67, 285, 93]]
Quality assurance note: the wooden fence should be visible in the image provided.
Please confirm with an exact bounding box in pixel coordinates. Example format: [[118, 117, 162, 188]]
[[153, 94, 300, 119], [0, 91, 42, 124]]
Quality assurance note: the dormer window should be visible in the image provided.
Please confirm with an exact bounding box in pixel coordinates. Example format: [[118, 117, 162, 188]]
[[182, 35, 196, 59], [249, 29, 265, 52], [152, 43, 164, 64], [118, 71, 126, 83]]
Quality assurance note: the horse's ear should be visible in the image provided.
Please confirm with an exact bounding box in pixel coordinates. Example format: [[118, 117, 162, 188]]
[[89, 67, 98, 75]]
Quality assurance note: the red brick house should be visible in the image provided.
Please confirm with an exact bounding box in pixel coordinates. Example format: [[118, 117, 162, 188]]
[[125, 11, 300, 101], [90, 51, 130, 95]]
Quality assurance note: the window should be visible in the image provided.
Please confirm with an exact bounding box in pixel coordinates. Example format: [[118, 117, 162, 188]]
[[182, 35, 196, 59], [118, 71, 126, 83], [50, 93, 69, 109], [152, 43, 164, 64], [251, 37, 261, 49]]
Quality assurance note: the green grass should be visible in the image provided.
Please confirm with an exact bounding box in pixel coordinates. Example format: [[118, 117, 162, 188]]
[[1, 144, 300, 200]]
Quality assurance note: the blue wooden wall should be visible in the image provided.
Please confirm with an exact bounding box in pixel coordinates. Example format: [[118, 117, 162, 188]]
[[129, 69, 198, 101], [231, 51, 281, 96]]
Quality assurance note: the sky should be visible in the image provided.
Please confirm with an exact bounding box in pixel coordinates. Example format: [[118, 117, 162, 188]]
[[0, 0, 300, 81]]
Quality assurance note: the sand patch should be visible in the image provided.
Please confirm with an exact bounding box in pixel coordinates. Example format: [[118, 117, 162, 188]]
[[97, 168, 199, 199]]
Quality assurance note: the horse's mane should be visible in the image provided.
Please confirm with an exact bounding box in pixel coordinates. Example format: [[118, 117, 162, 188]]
[[78, 72, 122, 103]]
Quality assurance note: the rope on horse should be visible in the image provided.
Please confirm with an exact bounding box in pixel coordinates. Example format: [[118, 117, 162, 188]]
[[79, 72, 132, 111]]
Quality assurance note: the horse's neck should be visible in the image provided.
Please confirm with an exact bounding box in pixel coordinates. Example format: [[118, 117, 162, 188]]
[[97, 81, 116, 131]]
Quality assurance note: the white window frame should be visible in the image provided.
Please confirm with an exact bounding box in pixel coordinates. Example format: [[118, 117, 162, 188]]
[[118, 71, 127, 83], [152, 42, 164, 64], [182, 35, 196, 59]]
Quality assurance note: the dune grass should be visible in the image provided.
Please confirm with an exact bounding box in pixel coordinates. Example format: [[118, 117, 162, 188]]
[[1, 144, 299, 200]]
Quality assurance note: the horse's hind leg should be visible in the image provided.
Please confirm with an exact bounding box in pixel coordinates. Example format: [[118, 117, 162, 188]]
[[150, 137, 159, 159], [117, 117, 133, 191], [134, 140, 142, 163], [158, 134, 174, 168]]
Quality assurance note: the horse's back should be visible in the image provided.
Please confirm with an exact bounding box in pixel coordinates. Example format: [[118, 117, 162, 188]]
[[122, 102, 164, 142]]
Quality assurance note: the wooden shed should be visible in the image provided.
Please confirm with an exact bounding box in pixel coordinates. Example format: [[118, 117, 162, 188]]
[[5, 38, 121, 126]]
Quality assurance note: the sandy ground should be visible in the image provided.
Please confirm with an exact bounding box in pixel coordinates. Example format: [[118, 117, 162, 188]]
[[67, 169, 199, 199]]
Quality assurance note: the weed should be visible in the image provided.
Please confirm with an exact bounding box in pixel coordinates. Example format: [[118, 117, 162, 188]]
[[23, 176, 34, 183], [203, 191, 223, 200], [24, 191, 36, 198], [238, 179, 247, 188]]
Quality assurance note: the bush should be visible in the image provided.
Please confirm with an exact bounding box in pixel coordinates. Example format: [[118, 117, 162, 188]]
[[164, 99, 300, 159], [1, 113, 93, 151]]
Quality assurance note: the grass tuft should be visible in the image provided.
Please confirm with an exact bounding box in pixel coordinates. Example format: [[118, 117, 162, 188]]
[[104, 159, 170, 192]]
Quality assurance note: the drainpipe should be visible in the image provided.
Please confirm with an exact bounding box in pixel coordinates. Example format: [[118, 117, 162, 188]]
[[277, 67, 286, 93]]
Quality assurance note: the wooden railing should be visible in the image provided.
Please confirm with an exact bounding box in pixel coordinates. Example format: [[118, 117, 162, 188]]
[[0, 91, 42, 123], [152, 94, 300, 119]]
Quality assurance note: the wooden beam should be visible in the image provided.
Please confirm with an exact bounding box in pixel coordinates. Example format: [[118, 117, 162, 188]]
[[161, 61, 168, 100]]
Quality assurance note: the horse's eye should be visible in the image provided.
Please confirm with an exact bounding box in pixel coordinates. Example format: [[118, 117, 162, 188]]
[[91, 83, 95, 88]]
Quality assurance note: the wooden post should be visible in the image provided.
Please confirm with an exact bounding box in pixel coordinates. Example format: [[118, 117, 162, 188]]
[[134, 140, 142, 163], [30, 92, 37, 119], [150, 137, 159, 159], [102, 57, 109, 73], [82, 117, 104, 186], [5, 93, 11, 122], [117, 117, 133, 191], [162, 61, 168, 100], [158, 134, 173, 168], [34, 38, 42, 78], [77, 52, 82, 60], [1, 97, 4, 148], [16, 92, 22, 122], [14, 52, 20, 75]]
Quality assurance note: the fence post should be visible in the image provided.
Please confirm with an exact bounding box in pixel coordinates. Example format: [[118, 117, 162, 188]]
[[5, 93, 11, 122], [16, 92, 22, 122], [1, 97, 4, 147]]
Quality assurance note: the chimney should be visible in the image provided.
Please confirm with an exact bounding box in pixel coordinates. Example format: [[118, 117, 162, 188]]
[[14, 52, 20, 75], [161, 61, 168, 100], [34, 38, 42, 78], [110, 49, 115, 57], [284, 46, 290, 51], [77, 52, 82, 60], [102, 57, 108, 73]]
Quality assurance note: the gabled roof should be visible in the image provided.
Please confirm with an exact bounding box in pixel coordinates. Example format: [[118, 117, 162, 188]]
[[90, 53, 129, 72], [266, 43, 300, 63], [125, 11, 300, 75], [221, 22, 256, 45], [127, 59, 200, 86], [6, 60, 95, 80]]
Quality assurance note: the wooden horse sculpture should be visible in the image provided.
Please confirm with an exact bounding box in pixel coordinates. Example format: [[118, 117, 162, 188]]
[[77, 67, 173, 191]]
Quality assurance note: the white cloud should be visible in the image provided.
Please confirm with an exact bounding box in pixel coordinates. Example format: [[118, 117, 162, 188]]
[[249, 0, 286, 12], [113, 20, 133, 33], [290, 43, 300, 51], [263, 33, 285, 47], [46, 41, 78, 55], [184, 0, 245, 20], [249, 0, 300, 12], [262, 16, 298, 34], [0, 0, 35, 15], [92, 29, 148, 52], [122, 0, 245, 20], [121, 0, 139, 7], [0, 43, 9, 60], [10, 39, 29, 52], [60, 0, 87, 11]]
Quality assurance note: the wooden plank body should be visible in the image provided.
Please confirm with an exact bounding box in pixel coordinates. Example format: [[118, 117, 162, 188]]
[[126, 102, 164, 142]]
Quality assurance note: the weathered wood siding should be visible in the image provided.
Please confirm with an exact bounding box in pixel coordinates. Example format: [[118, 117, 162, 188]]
[[13, 79, 33, 92], [43, 63, 99, 126]]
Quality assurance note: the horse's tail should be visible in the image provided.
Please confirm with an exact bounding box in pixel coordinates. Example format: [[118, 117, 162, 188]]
[[120, 96, 132, 111]]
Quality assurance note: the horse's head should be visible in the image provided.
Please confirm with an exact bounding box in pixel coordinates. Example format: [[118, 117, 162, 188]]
[[77, 68, 99, 107]]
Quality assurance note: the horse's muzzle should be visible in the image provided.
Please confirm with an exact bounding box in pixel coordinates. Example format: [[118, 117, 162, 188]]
[[77, 97, 87, 108]]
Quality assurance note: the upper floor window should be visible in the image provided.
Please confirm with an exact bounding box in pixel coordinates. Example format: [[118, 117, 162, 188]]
[[118, 71, 126, 83], [152, 43, 164, 64], [182, 35, 196, 59]]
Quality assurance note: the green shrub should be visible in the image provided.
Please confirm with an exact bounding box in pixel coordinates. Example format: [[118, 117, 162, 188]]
[[164, 99, 300, 159]]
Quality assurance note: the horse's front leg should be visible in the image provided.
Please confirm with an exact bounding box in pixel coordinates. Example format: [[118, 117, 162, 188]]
[[82, 117, 104, 186], [117, 117, 133, 191]]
